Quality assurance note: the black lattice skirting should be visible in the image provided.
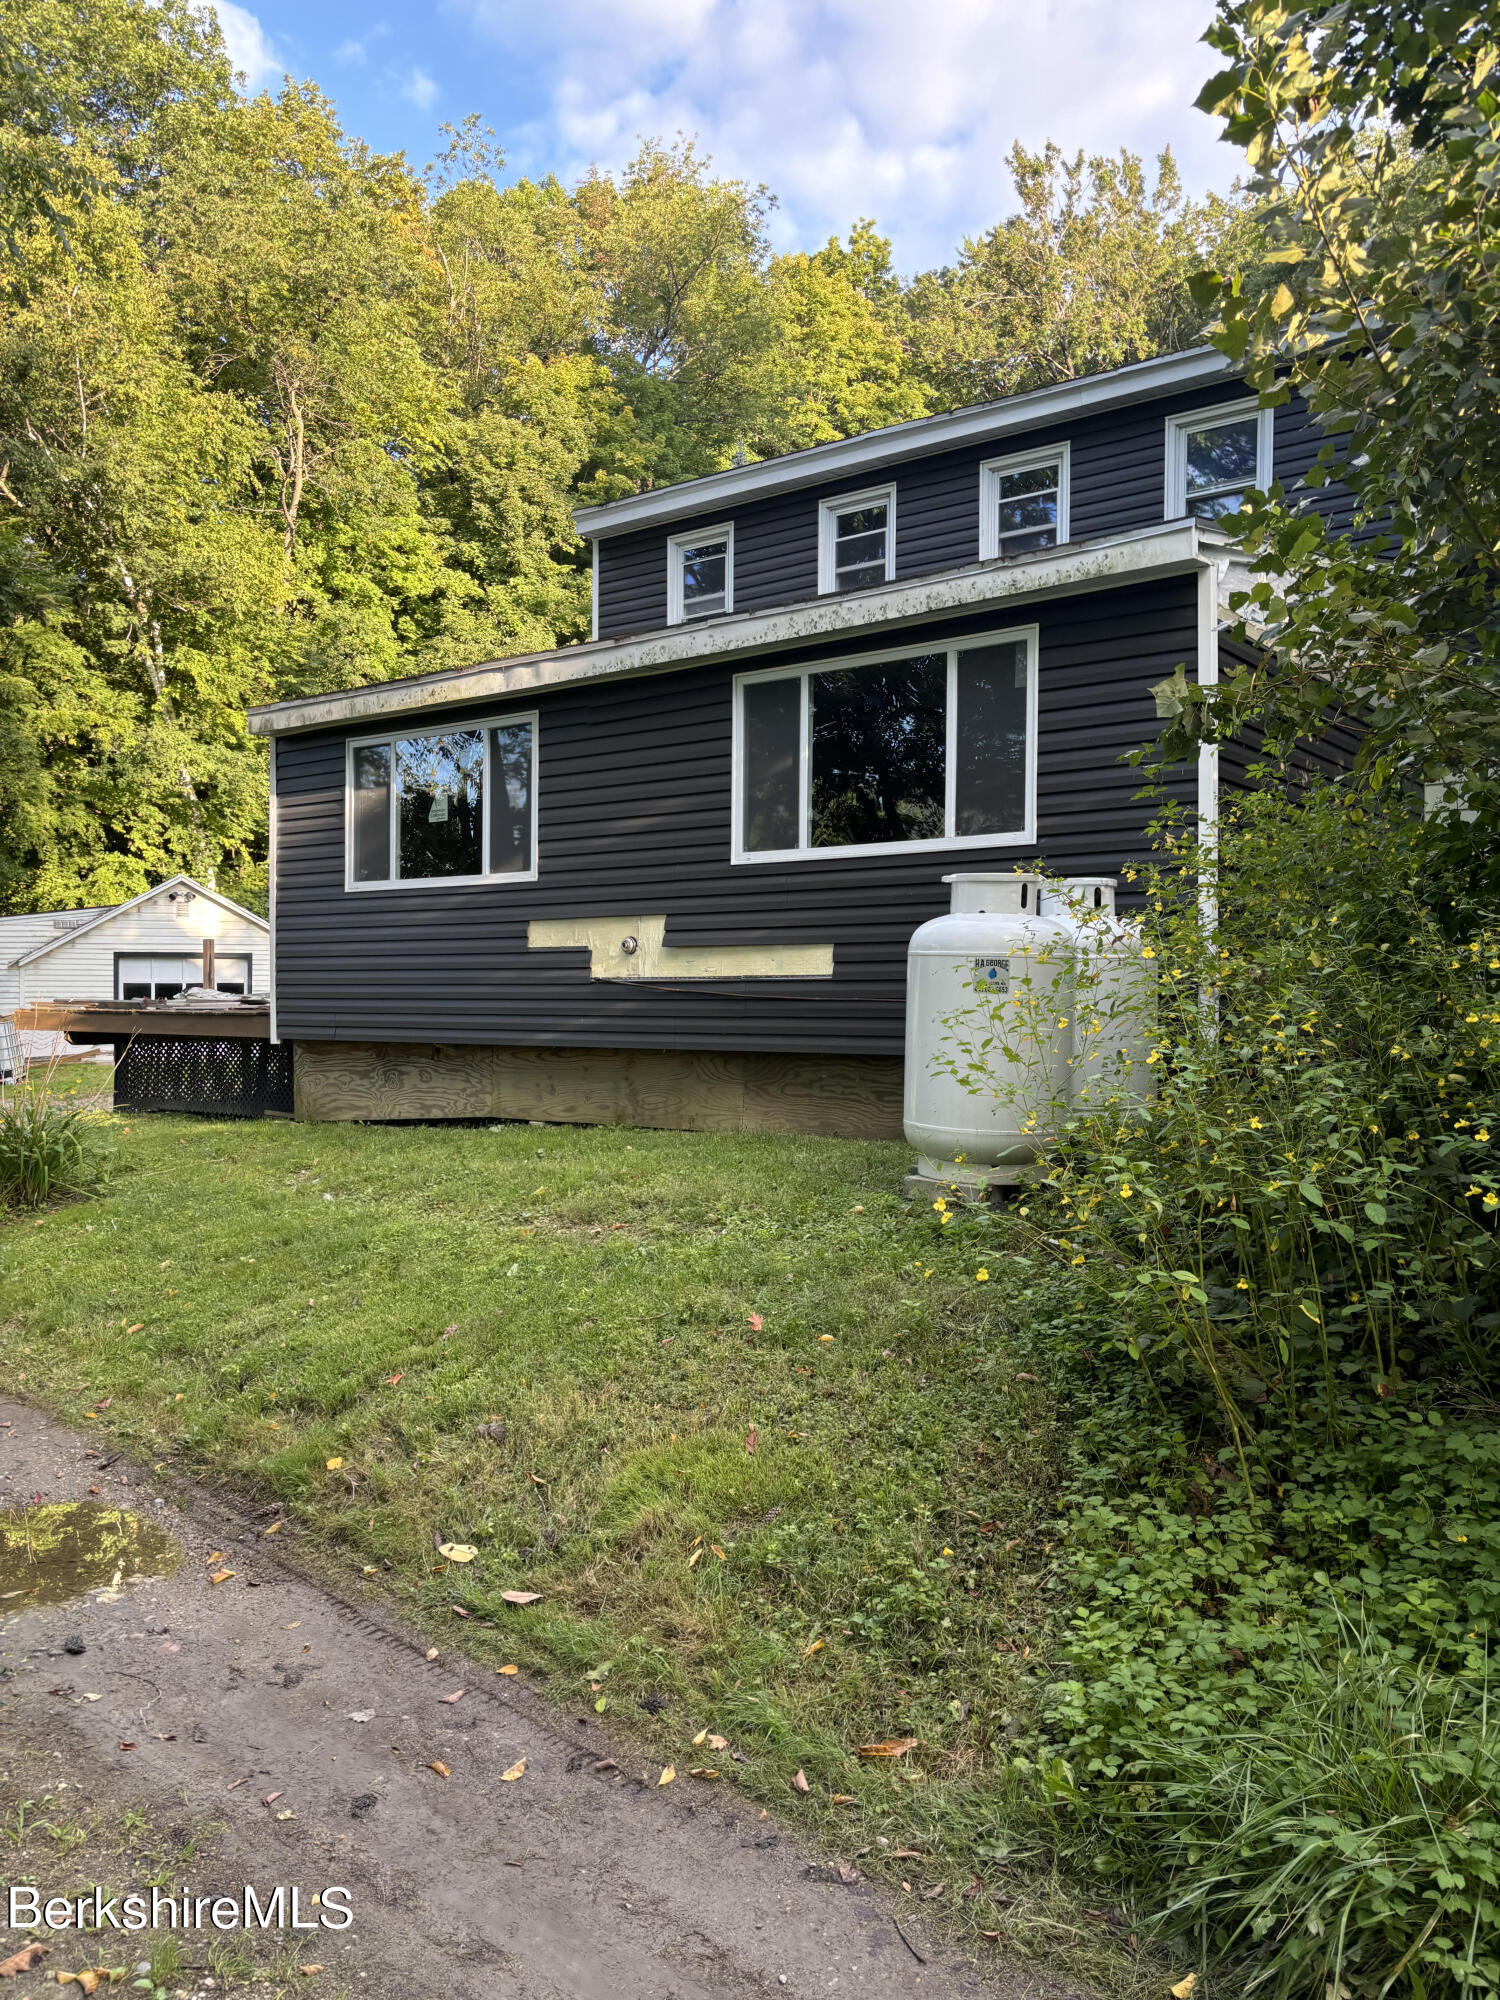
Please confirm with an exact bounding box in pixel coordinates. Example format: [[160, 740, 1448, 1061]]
[[111, 1036, 295, 1118]]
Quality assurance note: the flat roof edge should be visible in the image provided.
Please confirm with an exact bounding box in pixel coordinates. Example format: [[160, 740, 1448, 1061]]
[[247, 520, 1211, 738]]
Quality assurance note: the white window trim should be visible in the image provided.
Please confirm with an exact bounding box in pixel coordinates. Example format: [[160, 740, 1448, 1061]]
[[344, 710, 540, 892], [1164, 397, 1274, 519], [818, 484, 896, 596], [730, 625, 1039, 866], [979, 443, 1071, 562], [666, 522, 735, 626]]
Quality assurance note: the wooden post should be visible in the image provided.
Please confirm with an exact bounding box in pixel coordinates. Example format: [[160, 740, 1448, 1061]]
[[201, 936, 215, 990]]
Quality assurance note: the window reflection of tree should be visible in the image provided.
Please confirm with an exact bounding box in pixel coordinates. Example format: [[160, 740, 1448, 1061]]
[[811, 656, 946, 847], [397, 730, 483, 879]]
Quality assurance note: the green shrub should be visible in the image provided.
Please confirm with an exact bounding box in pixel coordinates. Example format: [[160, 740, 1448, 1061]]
[[0, 1079, 106, 1208], [934, 776, 1500, 1994]]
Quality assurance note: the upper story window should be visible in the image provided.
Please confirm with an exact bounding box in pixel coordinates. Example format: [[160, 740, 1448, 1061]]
[[819, 486, 895, 594], [668, 524, 733, 623], [980, 445, 1070, 561], [1166, 399, 1273, 520], [347, 714, 538, 891], [733, 627, 1036, 862]]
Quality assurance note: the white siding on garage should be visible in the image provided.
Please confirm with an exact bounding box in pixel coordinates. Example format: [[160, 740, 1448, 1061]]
[[13, 890, 267, 1006]]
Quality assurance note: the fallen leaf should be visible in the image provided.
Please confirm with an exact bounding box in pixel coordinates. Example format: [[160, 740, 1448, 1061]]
[[276, 1809, 296, 1821], [803, 1638, 826, 1658], [205, 1550, 226, 1565], [264, 1520, 283, 1536], [153, 1732, 176, 1742], [748, 1312, 764, 1331], [299, 1967, 324, 1977], [838, 1863, 860, 1884], [711, 1544, 727, 1562], [386, 1372, 403, 1385], [325, 1457, 343, 1470], [425, 1647, 439, 1660], [658, 1764, 676, 1786], [451, 1605, 470, 1618], [498, 1664, 519, 1676], [923, 1881, 947, 1900], [347, 1711, 376, 1724], [264, 1791, 282, 1805], [428, 1761, 451, 1778], [77, 1692, 102, 1703], [688, 1767, 720, 1779], [500, 1759, 526, 1781], [226, 1777, 249, 1791], [528, 1471, 548, 1486], [593, 1758, 617, 1772], [692, 1727, 708, 1745], [893, 1848, 929, 1859], [831, 1793, 857, 1804], [706, 1733, 729, 1751], [1170, 1980, 1197, 2000], [500, 1590, 542, 1605], [791, 1769, 810, 1795], [210, 1570, 235, 1585], [1014, 1372, 1038, 1383], [125, 1322, 144, 1334], [438, 1689, 466, 1704], [745, 1424, 757, 1454], [437, 1543, 477, 1563], [117, 1740, 136, 1751], [0, 1942, 49, 1977], [687, 1547, 703, 1569], [858, 1737, 919, 1759]]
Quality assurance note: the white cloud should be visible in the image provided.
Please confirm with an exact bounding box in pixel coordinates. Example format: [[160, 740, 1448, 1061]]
[[403, 66, 440, 110], [204, 0, 283, 92], [454, 0, 1229, 267], [336, 25, 390, 64]]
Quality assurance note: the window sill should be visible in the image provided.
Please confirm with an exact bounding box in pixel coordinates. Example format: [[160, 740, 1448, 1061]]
[[732, 829, 1035, 866]]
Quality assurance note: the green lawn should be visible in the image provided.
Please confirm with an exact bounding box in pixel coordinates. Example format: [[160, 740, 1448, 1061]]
[[0, 1097, 1122, 1982]]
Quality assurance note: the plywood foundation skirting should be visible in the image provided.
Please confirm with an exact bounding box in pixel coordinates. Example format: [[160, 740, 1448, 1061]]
[[291, 1041, 904, 1141]]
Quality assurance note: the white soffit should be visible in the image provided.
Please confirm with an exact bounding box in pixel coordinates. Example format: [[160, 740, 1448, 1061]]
[[247, 519, 1215, 738], [573, 347, 1235, 539]]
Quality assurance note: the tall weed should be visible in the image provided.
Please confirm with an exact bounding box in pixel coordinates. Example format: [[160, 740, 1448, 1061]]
[[0, 1074, 108, 1209]]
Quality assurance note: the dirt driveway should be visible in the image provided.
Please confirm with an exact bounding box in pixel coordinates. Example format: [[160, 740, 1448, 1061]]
[[1, 1398, 1076, 2000]]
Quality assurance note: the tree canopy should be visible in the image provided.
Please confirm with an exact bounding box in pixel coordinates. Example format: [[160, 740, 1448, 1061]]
[[0, 0, 1261, 911]]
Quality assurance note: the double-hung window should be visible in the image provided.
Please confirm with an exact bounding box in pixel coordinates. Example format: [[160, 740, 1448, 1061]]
[[733, 627, 1036, 862], [668, 524, 733, 623], [980, 445, 1070, 560], [347, 713, 538, 889], [818, 486, 895, 593], [1166, 399, 1273, 520]]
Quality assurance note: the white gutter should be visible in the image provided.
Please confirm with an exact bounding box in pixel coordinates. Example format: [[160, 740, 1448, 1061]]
[[573, 348, 1235, 539], [247, 519, 1218, 739]]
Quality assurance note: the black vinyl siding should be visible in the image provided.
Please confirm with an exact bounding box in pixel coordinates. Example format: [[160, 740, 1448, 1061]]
[[595, 383, 1342, 640], [274, 577, 1199, 1061]]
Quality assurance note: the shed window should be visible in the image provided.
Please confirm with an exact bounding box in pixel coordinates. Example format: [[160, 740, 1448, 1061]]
[[980, 447, 1070, 559], [1166, 400, 1273, 520], [668, 525, 733, 623], [734, 627, 1036, 861], [819, 486, 895, 594], [347, 714, 538, 889]]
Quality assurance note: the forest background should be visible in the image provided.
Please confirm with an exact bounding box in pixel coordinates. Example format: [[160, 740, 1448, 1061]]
[[0, 0, 1265, 914]]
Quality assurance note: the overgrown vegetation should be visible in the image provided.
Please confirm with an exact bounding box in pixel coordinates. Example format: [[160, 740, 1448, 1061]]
[[933, 780, 1500, 1994], [0, 1070, 109, 1207]]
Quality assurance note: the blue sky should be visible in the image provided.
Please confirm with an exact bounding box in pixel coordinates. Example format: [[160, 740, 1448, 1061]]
[[210, 0, 1233, 272]]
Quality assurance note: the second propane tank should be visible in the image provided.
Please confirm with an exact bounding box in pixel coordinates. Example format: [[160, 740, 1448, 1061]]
[[1037, 877, 1155, 1104], [903, 872, 1073, 1189]]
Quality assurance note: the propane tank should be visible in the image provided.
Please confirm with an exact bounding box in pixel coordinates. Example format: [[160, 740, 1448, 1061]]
[[903, 873, 1073, 1191], [1037, 877, 1154, 1105]]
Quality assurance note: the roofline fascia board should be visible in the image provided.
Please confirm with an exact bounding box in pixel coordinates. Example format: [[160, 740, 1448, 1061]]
[[248, 520, 1215, 739], [13, 873, 269, 968], [572, 348, 1235, 539]]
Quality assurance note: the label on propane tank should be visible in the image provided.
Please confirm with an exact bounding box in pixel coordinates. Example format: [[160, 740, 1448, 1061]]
[[971, 956, 1011, 993]]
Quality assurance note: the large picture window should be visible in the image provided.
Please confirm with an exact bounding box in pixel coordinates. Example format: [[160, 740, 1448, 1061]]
[[1165, 399, 1273, 521], [733, 629, 1036, 862], [346, 713, 538, 889]]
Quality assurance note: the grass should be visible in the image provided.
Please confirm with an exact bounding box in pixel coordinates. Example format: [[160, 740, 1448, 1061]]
[[0, 1094, 1143, 1986]]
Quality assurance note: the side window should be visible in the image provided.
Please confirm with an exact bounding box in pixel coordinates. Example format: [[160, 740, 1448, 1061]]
[[347, 714, 538, 889], [667, 525, 734, 624], [818, 486, 895, 594], [1166, 401, 1273, 520], [979, 446, 1070, 560]]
